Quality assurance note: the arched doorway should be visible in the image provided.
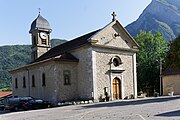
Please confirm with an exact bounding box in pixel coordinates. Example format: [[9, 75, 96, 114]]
[[112, 77, 121, 99]]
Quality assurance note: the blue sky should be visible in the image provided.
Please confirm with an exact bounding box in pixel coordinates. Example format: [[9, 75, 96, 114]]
[[0, 0, 151, 46]]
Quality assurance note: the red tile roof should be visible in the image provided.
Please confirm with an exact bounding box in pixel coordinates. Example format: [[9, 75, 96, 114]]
[[0, 92, 12, 98]]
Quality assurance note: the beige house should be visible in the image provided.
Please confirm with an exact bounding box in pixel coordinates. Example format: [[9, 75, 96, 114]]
[[10, 13, 139, 104], [162, 68, 180, 95]]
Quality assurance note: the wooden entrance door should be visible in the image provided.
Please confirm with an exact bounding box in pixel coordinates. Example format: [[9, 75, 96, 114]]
[[113, 78, 121, 99]]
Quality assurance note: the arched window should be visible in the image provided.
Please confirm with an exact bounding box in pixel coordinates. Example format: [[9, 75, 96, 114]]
[[42, 73, 46, 86], [32, 75, 35, 87], [23, 76, 26, 88], [63, 70, 71, 85], [15, 78, 18, 88]]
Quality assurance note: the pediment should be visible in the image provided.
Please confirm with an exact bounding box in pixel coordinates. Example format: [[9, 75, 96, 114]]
[[89, 20, 138, 50]]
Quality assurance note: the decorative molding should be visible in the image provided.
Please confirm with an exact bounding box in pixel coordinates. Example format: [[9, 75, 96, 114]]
[[88, 39, 99, 44], [92, 44, 138, 53]]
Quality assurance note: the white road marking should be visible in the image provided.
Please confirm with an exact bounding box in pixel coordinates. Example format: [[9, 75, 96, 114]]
[[138, 114, 146, 120]]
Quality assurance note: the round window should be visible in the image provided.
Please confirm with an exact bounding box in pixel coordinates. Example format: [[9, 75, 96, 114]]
[[113, 58, 120, 67]]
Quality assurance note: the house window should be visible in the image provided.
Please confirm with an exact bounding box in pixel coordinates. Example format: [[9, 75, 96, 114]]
[[64, 70, 71, 85], [23, 76, 26, 88], [32, 75, 35, 87], [42, 73, 46, 86], [15, 78, 18, 88]]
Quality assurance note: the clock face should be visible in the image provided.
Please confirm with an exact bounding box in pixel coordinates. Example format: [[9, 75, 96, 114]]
[[40, 32, 47, 39]]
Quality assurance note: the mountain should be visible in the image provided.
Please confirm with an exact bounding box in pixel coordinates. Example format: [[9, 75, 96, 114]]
[[0, 39, 67, 90], [126, 0, 180, 41], [51, 39, 67, 48]]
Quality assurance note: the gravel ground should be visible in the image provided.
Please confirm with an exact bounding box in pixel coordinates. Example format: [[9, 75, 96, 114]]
[[0, 96, 180, 120]]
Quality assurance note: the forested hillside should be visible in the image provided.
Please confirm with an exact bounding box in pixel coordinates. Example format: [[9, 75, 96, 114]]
[[0, 39, 67, 90], [0, 45, 31, 90], [51, 39, 67, 48]]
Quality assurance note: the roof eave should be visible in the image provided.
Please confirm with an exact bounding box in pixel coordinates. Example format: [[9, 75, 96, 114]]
[[9, 58, 55, 74]]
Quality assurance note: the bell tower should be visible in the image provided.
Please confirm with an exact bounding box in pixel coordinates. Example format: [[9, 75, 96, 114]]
[[29, 12, 52, 62]]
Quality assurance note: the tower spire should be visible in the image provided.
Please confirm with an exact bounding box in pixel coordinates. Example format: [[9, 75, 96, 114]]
[[29, 10, 51, 61]]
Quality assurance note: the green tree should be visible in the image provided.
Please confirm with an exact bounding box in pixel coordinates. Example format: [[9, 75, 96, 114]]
[[134, 31, 168, 94], [168, 35, 180, 68]]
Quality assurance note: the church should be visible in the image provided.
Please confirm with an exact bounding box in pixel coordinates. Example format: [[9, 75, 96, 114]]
[[10, 12, 139, 104]]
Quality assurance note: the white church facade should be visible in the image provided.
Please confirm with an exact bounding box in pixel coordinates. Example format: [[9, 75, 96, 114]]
[[10, 12, 139, 104]]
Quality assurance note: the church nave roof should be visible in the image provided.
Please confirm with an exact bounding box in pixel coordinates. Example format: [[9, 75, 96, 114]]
[[33, 29, 100, 63]]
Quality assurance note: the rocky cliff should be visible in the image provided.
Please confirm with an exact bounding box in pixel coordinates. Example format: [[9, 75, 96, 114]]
[[126, 0, 180, 41]]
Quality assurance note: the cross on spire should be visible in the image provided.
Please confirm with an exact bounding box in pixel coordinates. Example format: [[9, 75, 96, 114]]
[[112, 12, 116, 21], [38, 8, 41, 15]]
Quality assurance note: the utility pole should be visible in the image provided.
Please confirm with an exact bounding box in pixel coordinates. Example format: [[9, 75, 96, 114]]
[[159, 58, 162, 96]]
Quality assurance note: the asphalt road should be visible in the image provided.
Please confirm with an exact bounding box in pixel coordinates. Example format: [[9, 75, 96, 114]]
[[0, 96, 180, 120]]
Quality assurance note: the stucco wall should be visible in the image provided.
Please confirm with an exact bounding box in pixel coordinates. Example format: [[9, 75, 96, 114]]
[[163, 75, 180, 95], [12, 61, 78, 104], [56, 63, 78, 102], [93, 24, 133, 49], [71, 46, 93, 100], [12, 71, 29, 97], [12, 62, 57, 102], [94, 51, 134, 100]]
